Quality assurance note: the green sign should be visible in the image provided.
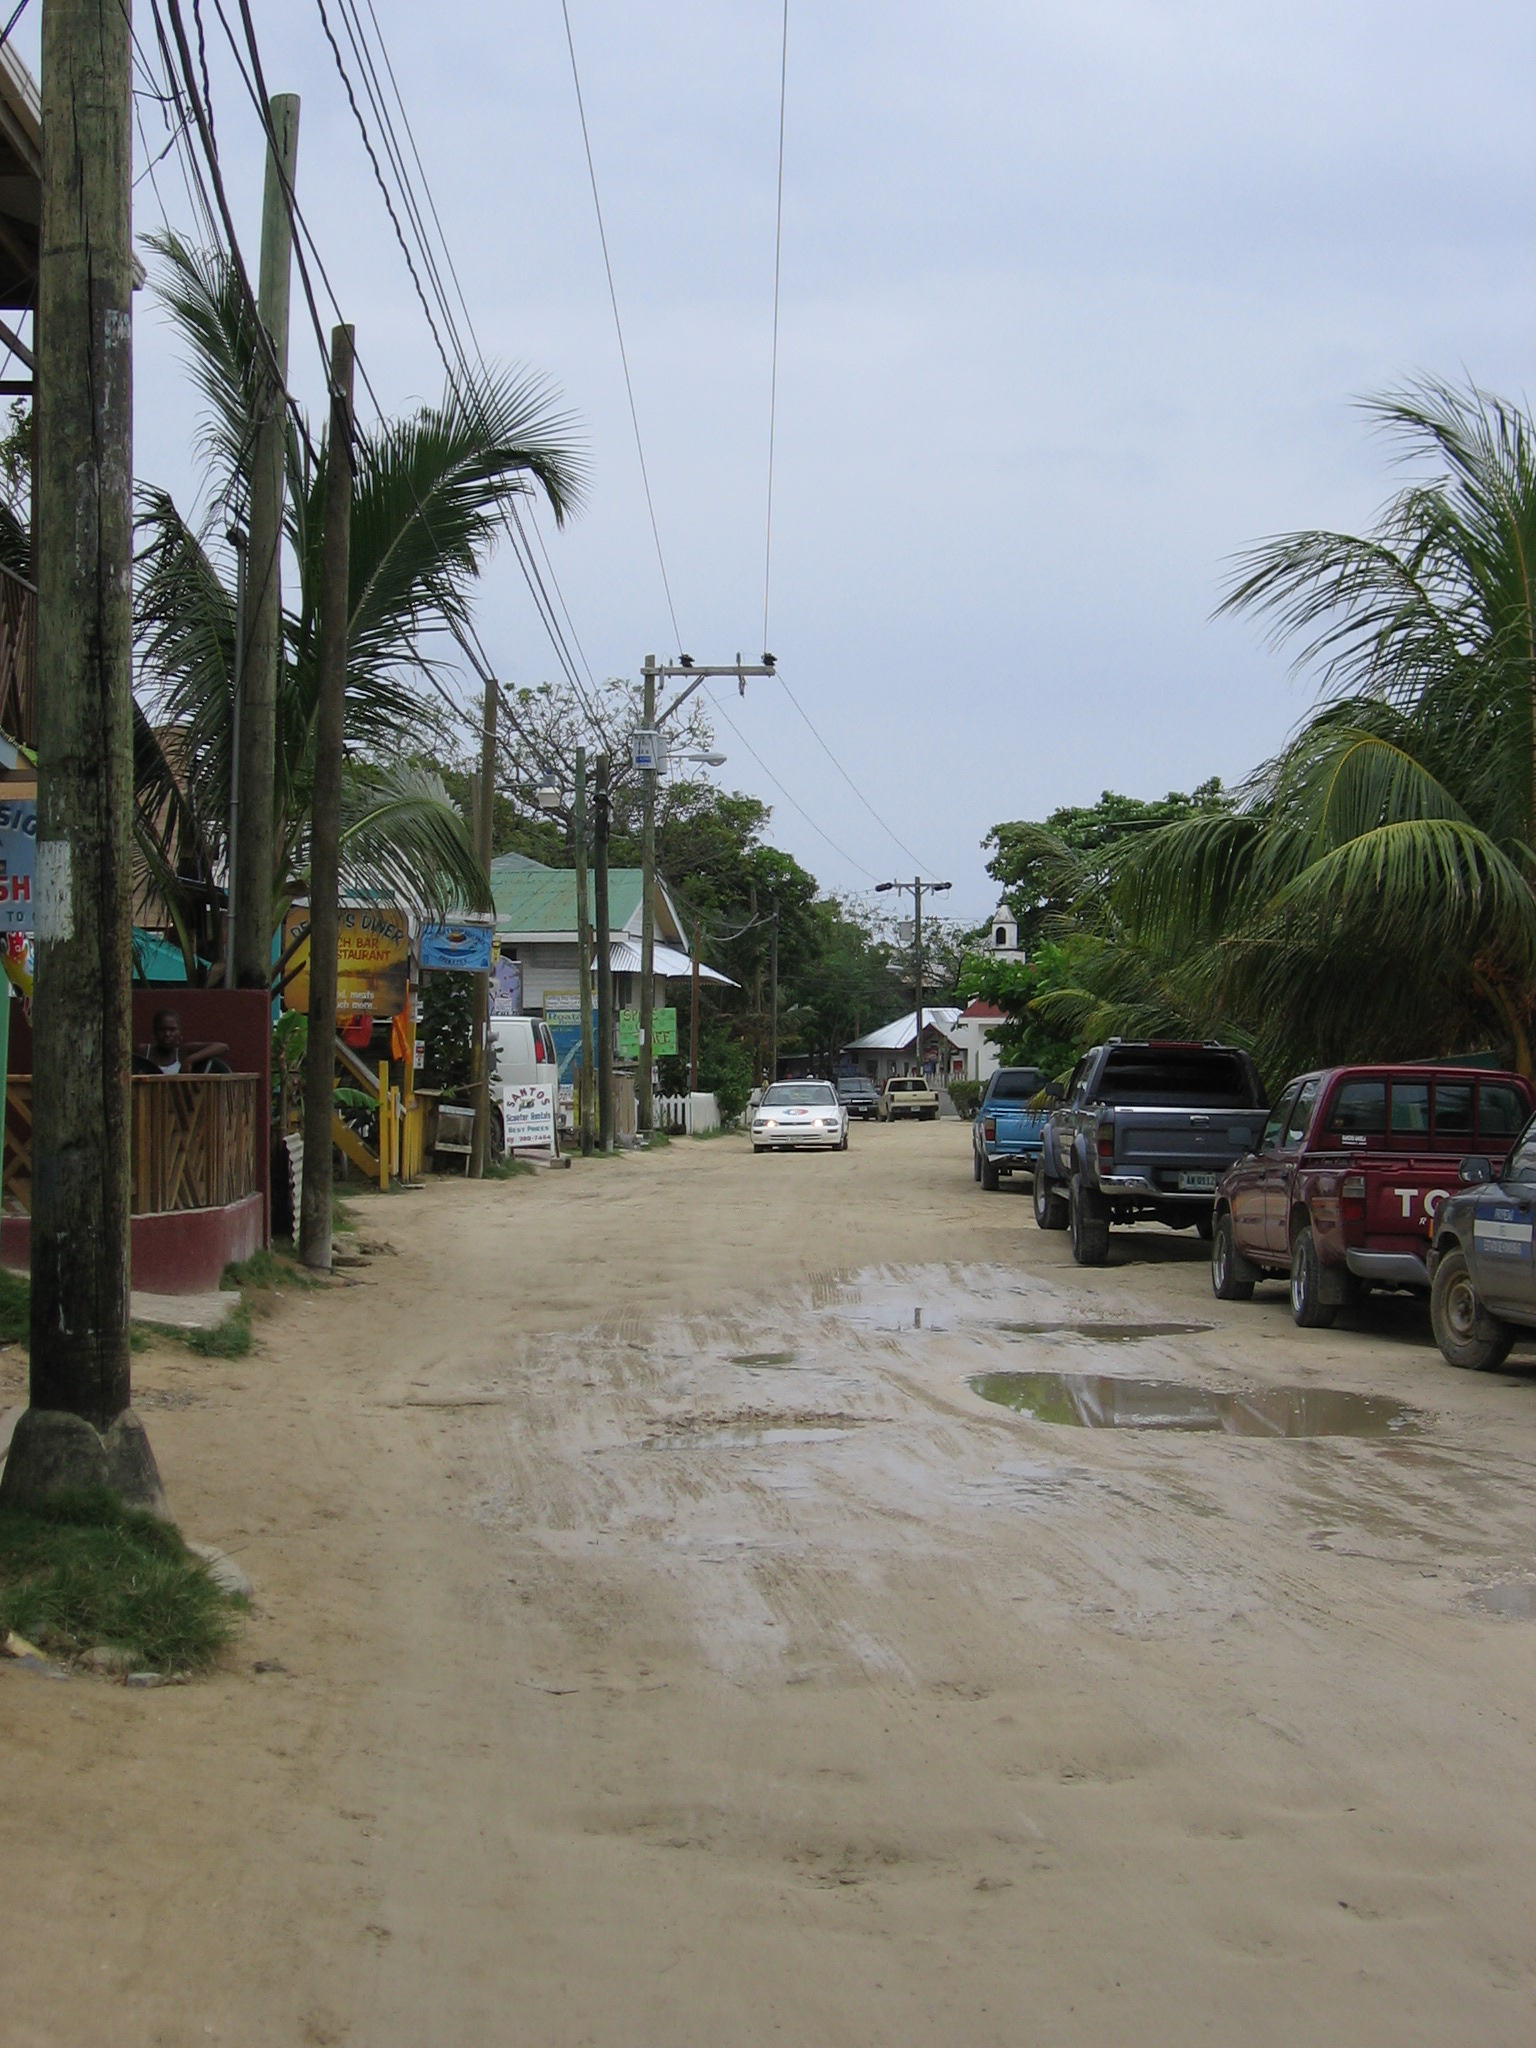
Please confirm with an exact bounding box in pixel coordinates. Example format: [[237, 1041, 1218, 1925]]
[[618, 1007, 641, 1060], [653, 1006, 677, 1057]]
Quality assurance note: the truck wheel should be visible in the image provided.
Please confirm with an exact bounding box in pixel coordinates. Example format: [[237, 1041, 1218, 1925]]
[[1033, 1158, 1068, 1231], [1211, 1212, 1256, 1301], [1289, 1226, 1336, 1329], [1431, 1250, 1514, 1371], [972, 1144, 981, 1182], [490, 1109, 507, 1163], [1194, 1212, 1214, 1242], [982, 1154, 1000, 1192], [1069, 1175, 1110, 1266]]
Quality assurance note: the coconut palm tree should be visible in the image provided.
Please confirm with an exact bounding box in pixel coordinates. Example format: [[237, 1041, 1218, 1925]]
[[133, 232, 585, 971], [1121, 378, 1536, 1076]]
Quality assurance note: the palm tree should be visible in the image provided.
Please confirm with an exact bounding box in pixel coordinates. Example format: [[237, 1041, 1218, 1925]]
[[133, 233, 585, 970], [1122, 378, 1536, 1076]]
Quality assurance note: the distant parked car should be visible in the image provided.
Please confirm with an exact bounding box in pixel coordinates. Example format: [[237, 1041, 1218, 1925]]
[[973, 1066, 1056, 1191], [752, 1080, 849, 1153], [837, 1074, 880, 1120], [877, 1075, 939, 1122], [1213, 1063, 1533, 1326]]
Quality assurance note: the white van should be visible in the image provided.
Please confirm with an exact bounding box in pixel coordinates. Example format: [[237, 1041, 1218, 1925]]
[[488, 1016, 561, 1154]]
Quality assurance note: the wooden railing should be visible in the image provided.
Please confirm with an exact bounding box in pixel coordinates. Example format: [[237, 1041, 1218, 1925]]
[[3, 1073, 260, 1216], [0, 562, 36, 748]]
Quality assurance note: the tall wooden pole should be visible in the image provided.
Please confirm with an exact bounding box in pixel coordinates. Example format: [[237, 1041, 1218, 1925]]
[[638, 652, 656, 1134], [913, 877, 923, 1077], [469, 678, 497, 1177], [769, 895, 779, 1085], [573, 745, 594, 1156], [299, 325, 354, 1272], [690, 920, 701, 1095], [232, 94, 299, 990], [3, 0, 163, 1512], [594, 754, 614, 1152]]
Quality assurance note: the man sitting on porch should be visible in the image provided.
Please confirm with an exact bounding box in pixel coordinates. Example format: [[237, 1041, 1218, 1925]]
[[135, 1008, 231, 1076]]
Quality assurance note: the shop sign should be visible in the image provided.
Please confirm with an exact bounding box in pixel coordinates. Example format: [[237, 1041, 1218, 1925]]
[[653, 1006, 677, 1056], [0, 795, 36, 933], [420, 920, 493, 972], [617, 1007, 640, 1060], [501, 1081, 556, 1152], [283, 904, 409, 1021]]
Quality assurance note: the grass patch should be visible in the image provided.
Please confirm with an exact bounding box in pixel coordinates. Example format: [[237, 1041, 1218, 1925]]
[[222, 1246, 320, 1292], [0, 1265, 28, 1343], [643, 1129, 672, 1149], [0, 1487, 242, 1673], [484, 1155, 536, 1180], [137, 1298, 253, 1359]]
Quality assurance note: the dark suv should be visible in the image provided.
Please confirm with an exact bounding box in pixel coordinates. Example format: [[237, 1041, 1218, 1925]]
[[836, 1074, 880, 1121]]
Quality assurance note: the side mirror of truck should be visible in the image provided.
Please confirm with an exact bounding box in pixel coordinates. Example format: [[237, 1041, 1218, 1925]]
[[1459, 1154, 1492, 1185]]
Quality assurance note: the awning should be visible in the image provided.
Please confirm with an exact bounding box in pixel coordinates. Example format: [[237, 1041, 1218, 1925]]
[[606, 938, 736, 986]]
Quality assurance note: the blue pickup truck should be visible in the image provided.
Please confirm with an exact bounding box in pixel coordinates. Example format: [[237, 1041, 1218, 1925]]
[[972, 1066, 1058, 1192]]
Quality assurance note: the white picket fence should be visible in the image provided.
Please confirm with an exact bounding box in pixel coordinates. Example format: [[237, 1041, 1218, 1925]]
[[655, 1091, 721, 1135]]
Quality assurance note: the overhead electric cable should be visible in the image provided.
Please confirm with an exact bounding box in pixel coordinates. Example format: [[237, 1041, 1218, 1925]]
[[762, 0, 788, 653], [559, 0, 683, 650], [776, 673, 936, 872], [703, 686, 880, 883]]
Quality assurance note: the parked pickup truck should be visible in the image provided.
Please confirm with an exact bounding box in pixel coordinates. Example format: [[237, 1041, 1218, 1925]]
[[1211, 1064, 1533, 1327], [973, 1066, 1056, 1191], [1035, 1040, 1269, 1265], [877, 1075, 939, 1122]]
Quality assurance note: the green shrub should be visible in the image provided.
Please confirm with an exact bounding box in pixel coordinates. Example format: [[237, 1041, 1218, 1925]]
[[948, 1079, 984, 1120]]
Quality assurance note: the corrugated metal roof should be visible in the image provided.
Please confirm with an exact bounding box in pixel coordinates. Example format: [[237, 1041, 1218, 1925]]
[[843, 1006, 962, 1052], [489, 855, 682, 942], [607, 939, 735, 985]]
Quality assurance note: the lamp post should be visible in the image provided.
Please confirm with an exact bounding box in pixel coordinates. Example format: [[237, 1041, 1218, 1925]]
[[876, 877, 951, 1076]]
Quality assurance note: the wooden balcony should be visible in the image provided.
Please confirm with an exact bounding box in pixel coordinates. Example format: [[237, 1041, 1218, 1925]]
[[3, 1072, 260, 1217]]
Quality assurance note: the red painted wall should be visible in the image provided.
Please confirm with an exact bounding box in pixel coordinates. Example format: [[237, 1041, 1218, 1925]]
[[8, 988, 272, 1243]]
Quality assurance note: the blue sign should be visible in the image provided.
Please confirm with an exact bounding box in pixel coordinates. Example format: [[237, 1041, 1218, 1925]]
[[420, 921, 493, 972]]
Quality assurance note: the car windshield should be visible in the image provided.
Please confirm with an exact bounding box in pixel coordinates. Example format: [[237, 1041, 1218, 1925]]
[[762, 1083, 837, 1107], [837, 1077, 874, 1094], [988, 1069, 1045, 1102], [889, 1079, 925, 1091]]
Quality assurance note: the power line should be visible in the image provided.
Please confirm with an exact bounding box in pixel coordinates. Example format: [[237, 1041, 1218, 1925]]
[[762, 0, 788, 654], [775, 672, 936, 873], [558, 0, 683, 652], [703, 686, 880, 883]]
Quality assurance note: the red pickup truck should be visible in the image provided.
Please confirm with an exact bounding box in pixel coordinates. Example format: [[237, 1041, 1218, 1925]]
[[1210, 1064, 1534, 1325]]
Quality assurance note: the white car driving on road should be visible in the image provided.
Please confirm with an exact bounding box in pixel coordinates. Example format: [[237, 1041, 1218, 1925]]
[[752, 1080, 849, 1153]]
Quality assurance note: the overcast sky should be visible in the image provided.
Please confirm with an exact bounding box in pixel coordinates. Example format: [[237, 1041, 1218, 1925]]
[[15, 3, 1535, 918]]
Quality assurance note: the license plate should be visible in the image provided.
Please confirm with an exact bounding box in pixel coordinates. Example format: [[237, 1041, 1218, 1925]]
[[1178, 1171, 1218, 1193]]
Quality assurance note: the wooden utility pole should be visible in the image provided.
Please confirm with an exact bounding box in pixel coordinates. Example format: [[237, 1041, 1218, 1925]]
[[690, 921, 702, 1094], [913, 878, 923, 1076], [299, 325, 354, 1272], [638, 652, 656, 1134], [232, 94, 299, 990], [2, 0, 162, 1512], [573, 745, 594, 1156], [769, 895, 779, 1084], [469, 679, 497, 1177], [594, 753, 614, 1151]]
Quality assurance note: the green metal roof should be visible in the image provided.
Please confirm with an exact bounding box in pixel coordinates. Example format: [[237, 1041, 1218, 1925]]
[[489, 856, 679, 940]]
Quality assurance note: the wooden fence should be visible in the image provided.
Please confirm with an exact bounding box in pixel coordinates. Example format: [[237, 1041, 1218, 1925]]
[[3, 1072, 260, 1216]]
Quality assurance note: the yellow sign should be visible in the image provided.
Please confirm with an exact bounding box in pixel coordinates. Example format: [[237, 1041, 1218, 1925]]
[[283, 905, 409, 1022]]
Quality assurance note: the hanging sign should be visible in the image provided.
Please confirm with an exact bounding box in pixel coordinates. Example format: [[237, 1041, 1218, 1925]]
[[489, 956, 523, 1017], [653, 1006, 678, 1057], [420, 920, 493, 972], [629, 729, 667, 774], [618, 1007, 641, 1060]]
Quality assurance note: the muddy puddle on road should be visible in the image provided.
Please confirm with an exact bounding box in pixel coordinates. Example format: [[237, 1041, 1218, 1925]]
[[972, 1370, 1419, 1439]]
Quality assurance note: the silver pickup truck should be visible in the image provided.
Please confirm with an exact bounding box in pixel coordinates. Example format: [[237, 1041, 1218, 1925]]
[[1034, 1040, 1269, 1265]]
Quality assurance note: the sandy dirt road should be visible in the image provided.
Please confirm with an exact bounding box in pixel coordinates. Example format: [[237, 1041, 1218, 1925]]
[[3, 1120, 1535, 2045]]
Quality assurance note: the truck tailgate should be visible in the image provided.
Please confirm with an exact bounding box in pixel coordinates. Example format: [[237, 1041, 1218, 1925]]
[[992, 1106, 1047, 1152], [1361, 1155, 1461, 1251], [1116, 1107, 1268, 1171]]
